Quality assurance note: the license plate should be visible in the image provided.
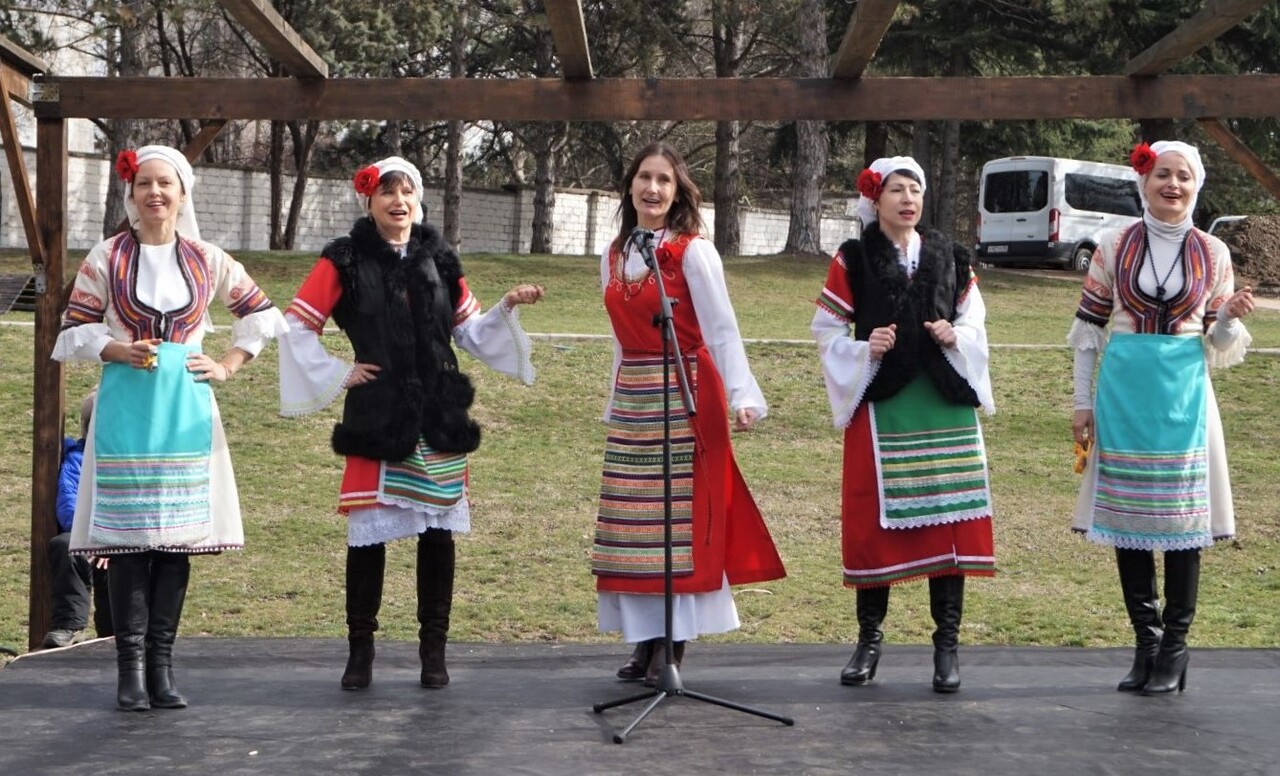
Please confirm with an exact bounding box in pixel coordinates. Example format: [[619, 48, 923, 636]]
[[987, 245, 1008, 254]]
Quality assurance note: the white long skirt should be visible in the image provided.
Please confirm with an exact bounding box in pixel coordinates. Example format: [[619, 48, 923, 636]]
[[597, 576, 740, 643]]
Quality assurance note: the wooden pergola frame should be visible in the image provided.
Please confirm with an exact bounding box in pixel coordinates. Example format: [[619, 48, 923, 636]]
[[5, 0, 1278, 649]]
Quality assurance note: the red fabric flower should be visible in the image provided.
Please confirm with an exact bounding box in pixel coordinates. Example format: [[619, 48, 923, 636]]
[[856, 169, 883, 201], [353, 165, 381, 196], [1129, 143, 1157, 176], [115, 149, 139, 183]]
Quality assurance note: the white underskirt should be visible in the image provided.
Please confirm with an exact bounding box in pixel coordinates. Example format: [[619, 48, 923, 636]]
[[347, 497, 471, 547], [597, 575, 740, 643]]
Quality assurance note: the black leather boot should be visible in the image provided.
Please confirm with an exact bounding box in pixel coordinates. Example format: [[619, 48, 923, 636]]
[[643, 640, 685, 687], [145, 552, 190, 708], [616, 639, 656, 681], [341, 544, 385, 690], [841, 585, 889, 686], [417, 529, 455, 689], [929, 575, 964, 693], [1115, 548, 1162, 692], [108, 553, 151, 711], [1145, 549, 1200, 695]]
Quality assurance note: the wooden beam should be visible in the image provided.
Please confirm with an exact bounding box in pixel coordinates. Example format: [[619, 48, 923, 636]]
[[111, 120, 232, 235], [1197, 118, 1280, 200], [0, 65, 46, 264], [0, 34, 48, 77], [831, 0, 899, 79], [544, 0, 593, 80], [1126, 0, 1270, 76], [32, 74, 1280, 122], [29, 116, 67, 651], [217, 0, 328, 78], [3, 64, 33, 107]]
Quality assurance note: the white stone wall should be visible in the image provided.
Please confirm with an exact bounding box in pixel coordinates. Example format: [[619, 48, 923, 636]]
[[1, 148, 858, 256]]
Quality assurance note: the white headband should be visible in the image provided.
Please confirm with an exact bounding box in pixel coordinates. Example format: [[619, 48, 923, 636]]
[[856, 155, 927, 228], [358, 156, 426, 223], [123, 145, 201, 241]]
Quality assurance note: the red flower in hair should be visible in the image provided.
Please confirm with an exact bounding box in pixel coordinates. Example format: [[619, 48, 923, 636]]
[[1129, 143, 1157, 176], [115, 149, 139, 183], [856, 169, 883, 201], [353, 165, 381, 196]]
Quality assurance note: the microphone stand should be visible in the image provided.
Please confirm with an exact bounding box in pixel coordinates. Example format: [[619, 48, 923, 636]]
[[592, 228, 794, 743]]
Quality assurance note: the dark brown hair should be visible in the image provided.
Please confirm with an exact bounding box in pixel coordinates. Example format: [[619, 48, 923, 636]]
[[613, 142, 704, 251]]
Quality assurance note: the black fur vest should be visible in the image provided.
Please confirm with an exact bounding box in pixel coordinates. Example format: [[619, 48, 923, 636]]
[[839, 223, 980, 407], [324, 217, 481, 461]]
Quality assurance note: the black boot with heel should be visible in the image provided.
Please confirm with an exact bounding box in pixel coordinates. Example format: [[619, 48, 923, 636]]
[[417, 529, 455, 689], [341, 543, 385, 690], [1144, 549, 1200, 695], [841, 585, 889, 686], [617, 639, 657, 682], [1115, 548, 1162, 692], [145, 552, 190, 708], [108, 553, 151, 711], [929, 575, 964, 693]]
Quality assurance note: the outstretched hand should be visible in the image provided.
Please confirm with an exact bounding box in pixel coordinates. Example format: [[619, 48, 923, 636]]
[[503, 284, 546, 309]]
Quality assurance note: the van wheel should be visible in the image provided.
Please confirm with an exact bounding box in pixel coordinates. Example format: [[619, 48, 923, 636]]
[[1071, 246, 1093, 272]]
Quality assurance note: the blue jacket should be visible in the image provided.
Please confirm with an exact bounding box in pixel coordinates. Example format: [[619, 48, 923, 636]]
[[55, 437, 85, 533]]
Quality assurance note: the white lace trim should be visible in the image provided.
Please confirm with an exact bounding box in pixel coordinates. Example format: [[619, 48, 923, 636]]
[[346, 498, 471, 547], [835, 358, 880, 430], [51, 323, 112, 363], [1066, 318, 1108, 351], [880, 504, 992, 531], [229, 307, 288, 357], [279, 364, 353, 418], [1204, 324, 1252, 369]]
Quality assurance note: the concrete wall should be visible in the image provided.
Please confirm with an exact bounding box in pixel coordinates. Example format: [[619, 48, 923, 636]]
[[1, 148, 858, 256]]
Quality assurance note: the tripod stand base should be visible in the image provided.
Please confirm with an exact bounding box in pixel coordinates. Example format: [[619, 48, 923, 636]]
[[592, 664, 794, 744]]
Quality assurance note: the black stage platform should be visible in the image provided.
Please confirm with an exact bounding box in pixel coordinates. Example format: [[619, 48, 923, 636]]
[[3, 639, 1278, 775]]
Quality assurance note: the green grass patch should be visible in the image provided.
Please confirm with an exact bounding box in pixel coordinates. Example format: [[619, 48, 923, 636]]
[[2, 251, 1278, 653]]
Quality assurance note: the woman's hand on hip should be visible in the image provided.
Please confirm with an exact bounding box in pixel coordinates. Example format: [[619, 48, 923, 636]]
[[343, 363, 382, 389], [1072, 408, 1094, 446], [187, 353, 234, 382], [868, 324, 897, 359]]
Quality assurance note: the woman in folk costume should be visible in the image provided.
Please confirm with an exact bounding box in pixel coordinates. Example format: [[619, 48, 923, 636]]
[[278, 156, 544, 691], [594, 142, 786, 687], [812, 156, 996, 693], [54, 145, 287, 711], [1070, 141, 1254, 695]]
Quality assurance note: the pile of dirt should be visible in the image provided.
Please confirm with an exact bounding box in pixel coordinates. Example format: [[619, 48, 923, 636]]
[[1212, 215, 1280, 291]]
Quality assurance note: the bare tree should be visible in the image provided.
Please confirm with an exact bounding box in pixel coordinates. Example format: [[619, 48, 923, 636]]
[[782, 0, 828, 255]]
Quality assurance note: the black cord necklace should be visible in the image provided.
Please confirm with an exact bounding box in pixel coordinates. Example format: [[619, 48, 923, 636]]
[[1143, 224, 1186, 301]]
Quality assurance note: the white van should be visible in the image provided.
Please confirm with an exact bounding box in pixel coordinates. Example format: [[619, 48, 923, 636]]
[[976, 156, 1142, 271]]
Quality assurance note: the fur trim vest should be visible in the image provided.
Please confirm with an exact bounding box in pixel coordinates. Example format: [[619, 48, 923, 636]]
[[839, 224, 980, 407], [324, 217, 481, 462]]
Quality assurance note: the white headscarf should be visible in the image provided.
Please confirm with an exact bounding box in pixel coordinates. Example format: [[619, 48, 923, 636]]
[[856, 155, 928, 228], [123, 145, 200, 241], [1139, 140, 1206, 221], [357, 156, 426, 223]]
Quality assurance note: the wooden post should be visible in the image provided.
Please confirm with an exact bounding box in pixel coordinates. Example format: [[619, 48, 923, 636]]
[[29, 117, 67, 650]]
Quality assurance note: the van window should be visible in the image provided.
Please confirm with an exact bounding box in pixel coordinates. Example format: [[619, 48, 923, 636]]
[[983, 171, 1048, 213], [1064, 173, 1141, 217]]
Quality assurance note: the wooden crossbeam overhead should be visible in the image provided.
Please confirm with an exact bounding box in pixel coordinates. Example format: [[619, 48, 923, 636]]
[[34, 74, 1280, 122], [1125, 0, 1270, 76], [1, 34, 47, 107], [1198, 118, 1280, 200], [218, 0, 328, 78], [831, 0, 900, 79], [544, 0, 593, 80]]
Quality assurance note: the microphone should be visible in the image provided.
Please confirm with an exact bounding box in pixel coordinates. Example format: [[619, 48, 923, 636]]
[[630, 226, 659, 271]]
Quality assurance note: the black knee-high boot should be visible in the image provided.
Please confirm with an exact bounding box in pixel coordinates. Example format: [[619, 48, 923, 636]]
[[929, 575, 964, 693], [108, 553, 151, 711], [342, 544, 385, 690], [1145, 549, 1200, 695], [616, 639, 657, 682], [1115, 548, 1162, 692], [417, 529, 455, 689], [841, 586, 889, 686], [145, 552, 190, 708]]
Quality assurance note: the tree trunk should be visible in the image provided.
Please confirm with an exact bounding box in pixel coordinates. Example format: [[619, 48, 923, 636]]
[[934, 51, 967, 237], [444, 5, 467, 250], [269, 120, 285, 250], [1138, 119, 1175, 143], [864, 122, 888, 169], [101, 4, 147, 238], [783, 0, 828, 256], [283, 120, 319, 250], [911, 121, 934, 227], [530, 124, 568, 254], [714, 120, 741, 256]]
